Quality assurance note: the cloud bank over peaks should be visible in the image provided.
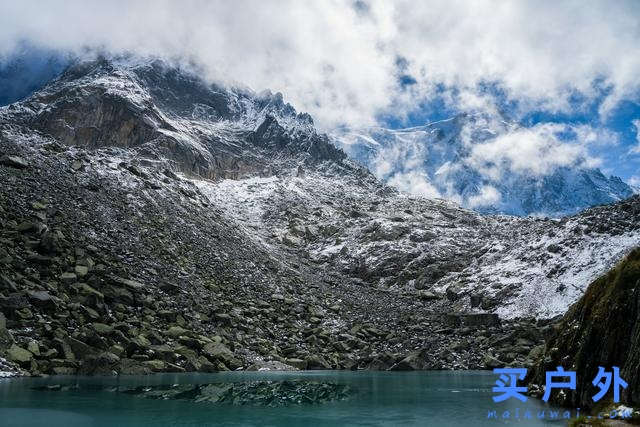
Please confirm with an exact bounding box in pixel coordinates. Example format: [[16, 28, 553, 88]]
[[631, 119, 640, 154], [1, 0, 640, 131], [334, 112, 632, 214], [1, 0, 639, 200], [467, 122, 602, 179]]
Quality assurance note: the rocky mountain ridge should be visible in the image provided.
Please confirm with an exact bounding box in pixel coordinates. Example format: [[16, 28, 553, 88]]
[[2, 57, 346, 180], [0, 58, 638, 377]]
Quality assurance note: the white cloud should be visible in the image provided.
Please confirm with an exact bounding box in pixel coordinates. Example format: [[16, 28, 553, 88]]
[[467, 123, 598, 178], [1, 1, 640, 130], [631, 119, 640, 154], [349, 120, 616, 208], [387, 170, 442, 199], [467, 185, 501, 208], [572, 125, 620, 147]]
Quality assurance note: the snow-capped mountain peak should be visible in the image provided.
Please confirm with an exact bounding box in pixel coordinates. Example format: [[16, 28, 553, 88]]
[[332, 113, 634, 216]]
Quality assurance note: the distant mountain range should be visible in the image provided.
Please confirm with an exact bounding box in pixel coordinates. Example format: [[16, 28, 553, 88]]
[[332, 113, 634, 216]]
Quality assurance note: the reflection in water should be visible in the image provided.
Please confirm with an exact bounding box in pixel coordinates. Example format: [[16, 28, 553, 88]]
[[33, 379, 353, 406], [0, 370, 560, 426]]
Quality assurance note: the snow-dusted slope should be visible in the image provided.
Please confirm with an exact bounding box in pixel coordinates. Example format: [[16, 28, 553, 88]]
[[3, 57, 638, 324], [1, 57, 344, 181], [197, 169, 640, 319], [0, 57, 638, 376], [332, 113, 634, 216]]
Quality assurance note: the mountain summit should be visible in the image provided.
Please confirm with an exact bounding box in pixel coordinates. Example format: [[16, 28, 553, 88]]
[[333, 113, 634, 216], [2, 57, 346, 180]]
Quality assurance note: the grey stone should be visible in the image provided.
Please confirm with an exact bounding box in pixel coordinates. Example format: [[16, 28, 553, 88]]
[[75, 265, 89, 277], [60, 272, 77, 284], [6, 344, 33, 364], [0, 155, 28, 169], [27, 290, 57, 310]]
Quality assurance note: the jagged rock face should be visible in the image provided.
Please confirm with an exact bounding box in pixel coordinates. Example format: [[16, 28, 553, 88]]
[[529, 248, 640, 407], [1, 58, 345, 180], [333, 114, 634, 216]]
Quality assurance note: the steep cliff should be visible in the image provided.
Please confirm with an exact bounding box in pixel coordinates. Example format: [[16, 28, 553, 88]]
[[530, 248, 640, 407]]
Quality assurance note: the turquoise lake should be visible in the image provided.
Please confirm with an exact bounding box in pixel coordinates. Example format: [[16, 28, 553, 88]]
[[0, 371, 566, 426]]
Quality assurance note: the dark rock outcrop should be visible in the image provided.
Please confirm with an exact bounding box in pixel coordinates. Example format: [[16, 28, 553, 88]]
[[3, 58, 350, 181], [529, 248, 640, 407]]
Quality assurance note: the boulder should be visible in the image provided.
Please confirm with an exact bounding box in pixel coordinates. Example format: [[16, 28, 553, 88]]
[[165, 326, 189, 338], [388, 350, 431, 371], [202, 342, 241, 369], [483, 354, 504, 369], [119, 358, 152, 375], [445, 313, 501, 328], [16, 221, 36, 232], [78, 352, 120, 375], [0, 312, 14, 350], [284, 358, 306, 370], [66, 337, 100, 358], [445, 285, 463, 301], [91, 323, 114, 335], [417, 290, 441, 300], [59, 272, 77, 284], [159, 282, 180, 294], [305, 354, 331, 370], [52, 338, 75, 360], [469, 294, 483, 308], [0, 155, 28, 169], [76, 283, 104, 299], [27, 340, 40, 356], [39, 230, 62, 254], [461, 313, 501, 327], [127, 335, 151, 354], [6, 344, 33, 365], [142, 359, 167, 372], [75, 265, 89, 277], [27, 290, 57, 310], [111, 276, 145, 292], [247, 360, 300, 371]]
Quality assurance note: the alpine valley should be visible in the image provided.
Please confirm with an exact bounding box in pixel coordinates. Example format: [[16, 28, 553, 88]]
[[0, 58, 639, 398]]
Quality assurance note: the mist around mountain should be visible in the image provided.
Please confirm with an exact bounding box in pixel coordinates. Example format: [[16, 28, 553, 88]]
[[1, 49, 635, 218], [333, 113, 634, 216], [0, 44, 70, 107]]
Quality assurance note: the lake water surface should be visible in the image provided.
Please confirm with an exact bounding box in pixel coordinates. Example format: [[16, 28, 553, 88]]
[[0, 370, 565, 426]]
